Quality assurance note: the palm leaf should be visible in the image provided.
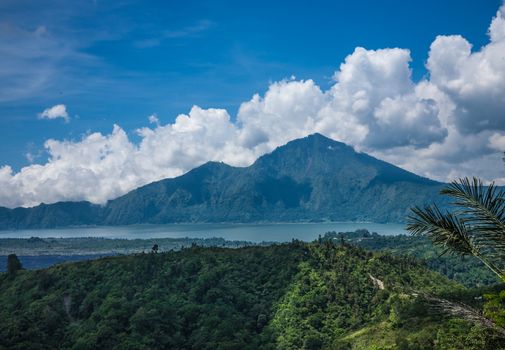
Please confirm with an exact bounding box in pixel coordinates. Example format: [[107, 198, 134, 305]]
[[406, 205, 475, 256], [441, 177, 505, 257], [407, 203, 505, 280], [421, 293, 505, 338]]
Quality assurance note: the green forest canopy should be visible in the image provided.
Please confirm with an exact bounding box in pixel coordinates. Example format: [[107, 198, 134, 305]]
[[1, 240, 504, 349]]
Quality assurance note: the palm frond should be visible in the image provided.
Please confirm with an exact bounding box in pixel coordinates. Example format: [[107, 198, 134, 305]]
[[407, 204, 505, 280], [406, 205, 475, 256], [420, 293, 505, 338], [441, 177, 505, 256]]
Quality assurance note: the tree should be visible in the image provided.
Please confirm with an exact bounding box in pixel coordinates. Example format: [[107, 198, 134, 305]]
[[7, 254, 23, 276], [407, 177, 505, 281]]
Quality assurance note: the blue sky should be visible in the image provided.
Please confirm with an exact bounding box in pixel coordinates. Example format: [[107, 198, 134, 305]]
[[0, 0, 500, 170], [2, 0, 505, 208]]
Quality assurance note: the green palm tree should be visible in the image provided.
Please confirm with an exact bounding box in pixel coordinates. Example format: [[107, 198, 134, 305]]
[[407, 177, 505, 281]]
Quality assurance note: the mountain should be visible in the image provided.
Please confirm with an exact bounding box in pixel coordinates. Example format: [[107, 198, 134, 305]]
[[1, 242, 501, 349], [0, 201, 103, 229], [0, 133, 447, 229]]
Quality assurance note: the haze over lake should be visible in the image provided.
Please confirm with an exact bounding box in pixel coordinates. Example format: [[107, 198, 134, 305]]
[[0, 222, 406, 242]]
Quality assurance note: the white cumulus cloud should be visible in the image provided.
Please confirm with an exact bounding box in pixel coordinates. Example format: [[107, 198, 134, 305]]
[[148, 114, 160, 125], [2, 3, 505, 208], [427, 5, 505, 134], [38, 104, 69, 122]]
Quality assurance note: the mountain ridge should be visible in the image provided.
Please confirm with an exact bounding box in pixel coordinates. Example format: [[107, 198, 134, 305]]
[[0, 133, 447, 229]]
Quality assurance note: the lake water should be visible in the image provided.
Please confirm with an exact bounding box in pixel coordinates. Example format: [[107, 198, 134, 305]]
[[0, 222, 407, 242]]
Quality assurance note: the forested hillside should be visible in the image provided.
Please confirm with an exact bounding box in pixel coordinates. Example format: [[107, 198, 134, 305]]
[[1, 242, 503, 349], [324, 230, 501, 287]]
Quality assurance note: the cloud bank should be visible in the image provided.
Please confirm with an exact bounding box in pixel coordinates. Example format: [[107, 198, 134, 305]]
[[1, 4, 505, 208]]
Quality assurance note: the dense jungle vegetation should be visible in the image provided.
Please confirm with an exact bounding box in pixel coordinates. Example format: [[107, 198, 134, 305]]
[[1, 241, 504, 349]]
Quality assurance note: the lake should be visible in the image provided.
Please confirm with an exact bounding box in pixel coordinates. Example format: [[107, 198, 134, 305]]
[[0, 222, 407, 242]]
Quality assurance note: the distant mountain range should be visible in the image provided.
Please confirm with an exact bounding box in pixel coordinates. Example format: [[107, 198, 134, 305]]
[[0, 133, 447, 229]]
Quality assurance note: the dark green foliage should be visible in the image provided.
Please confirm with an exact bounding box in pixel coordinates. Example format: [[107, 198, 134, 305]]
[[0, 244, 305, 349], [0, 134, 447, 229], [484, 289, 505, 327], [6, 253, 22, 275], [1, 242, 502, 349]]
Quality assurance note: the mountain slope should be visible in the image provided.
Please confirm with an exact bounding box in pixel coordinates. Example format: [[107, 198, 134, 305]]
[[0, 202, 103, 229], [0, 133, 447, 229], [103, 133, 445, 225]]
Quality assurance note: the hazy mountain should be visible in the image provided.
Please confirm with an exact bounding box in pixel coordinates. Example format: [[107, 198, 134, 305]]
[[0, 133, 447, 229], [0, 201, 102, 229]]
